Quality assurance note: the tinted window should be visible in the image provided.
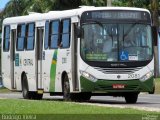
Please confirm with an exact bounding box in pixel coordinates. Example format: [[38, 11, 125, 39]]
[[3, 26, 10, 51], [50, 20, 59, 49], [62, 20, 69, 33], [44, 21, 49, 49], [21, 25, 26, 37], [62, 34, 69, 48], [51, 35, 58, 48], [51, 21, 59, 34], [61, 19, 70, 48], [27, 37, 34, 50], [17, 38, 25, 50], [28, 23, 34, 36], [17, 24, 26, 51], [5, 26, 10, 38], [26, 23, 35, 50]]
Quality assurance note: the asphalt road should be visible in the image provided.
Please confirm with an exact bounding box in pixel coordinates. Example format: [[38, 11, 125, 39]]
[[90, 94, 160, 112], [0, 92, 160, 112]]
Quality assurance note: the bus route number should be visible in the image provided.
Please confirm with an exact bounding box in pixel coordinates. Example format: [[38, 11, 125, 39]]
[[128, 74, 140, 79]]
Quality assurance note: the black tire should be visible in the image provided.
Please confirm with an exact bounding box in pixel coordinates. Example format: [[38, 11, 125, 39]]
[[124, 93, 138, 104], [63, 75, 71, 101], [62, 75, 91, 102], [22, 74, 31, 99], [22, 74, 43, 100]]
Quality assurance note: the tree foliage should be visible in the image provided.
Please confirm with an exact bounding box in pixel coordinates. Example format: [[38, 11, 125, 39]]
[[112, 0, 151, 8], [1, 0, 159, 16]]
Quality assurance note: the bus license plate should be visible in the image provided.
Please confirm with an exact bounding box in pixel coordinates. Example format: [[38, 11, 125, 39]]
[[112, 84, 125, 89]]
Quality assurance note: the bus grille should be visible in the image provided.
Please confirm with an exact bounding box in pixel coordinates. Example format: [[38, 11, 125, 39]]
[[94, 67, 142, 74]]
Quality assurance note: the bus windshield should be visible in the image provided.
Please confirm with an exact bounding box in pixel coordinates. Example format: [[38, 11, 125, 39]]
[[80, 23, 152, 62]]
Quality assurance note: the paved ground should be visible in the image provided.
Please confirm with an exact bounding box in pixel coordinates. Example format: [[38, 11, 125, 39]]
[[0, 92, 160, 112], [89, 95, 160, 112]]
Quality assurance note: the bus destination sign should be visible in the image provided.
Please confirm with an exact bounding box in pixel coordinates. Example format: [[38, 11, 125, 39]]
[[91, 11, 142, 19], [81, 10, 150, 23]]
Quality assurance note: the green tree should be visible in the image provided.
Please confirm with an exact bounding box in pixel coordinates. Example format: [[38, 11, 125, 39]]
[[151, 0, 159, 77], [112, 0, 151, 8], [2, 0, 31, 17], [81, 0, 106, 6]]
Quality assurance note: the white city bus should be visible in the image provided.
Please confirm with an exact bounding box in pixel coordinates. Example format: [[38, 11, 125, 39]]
[[2, 6, 157, 103]]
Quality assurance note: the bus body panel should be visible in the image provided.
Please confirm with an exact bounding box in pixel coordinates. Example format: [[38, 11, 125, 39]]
[[78, 56, 154, 93], [2, 49, 12, 89], [42, 49, 53, 92], [14, 51, 37, 91], [1, 7, 154, 99]]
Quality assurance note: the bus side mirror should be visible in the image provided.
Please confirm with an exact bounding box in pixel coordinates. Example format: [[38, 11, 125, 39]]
[[152, 26, 158, 46]]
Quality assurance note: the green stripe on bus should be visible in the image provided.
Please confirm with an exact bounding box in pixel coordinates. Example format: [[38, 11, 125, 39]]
[[49, 50, 58, 92]]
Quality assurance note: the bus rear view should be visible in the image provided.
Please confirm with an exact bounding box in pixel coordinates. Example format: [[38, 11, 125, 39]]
[[79, 8, 154, 103]]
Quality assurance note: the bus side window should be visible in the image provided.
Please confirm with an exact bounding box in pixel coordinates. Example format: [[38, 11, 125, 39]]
[[49, 20, 60, 49], [26, 23, 35, 50], [61, 19, 71, 48], [44, 21, 49, 49], [17, 24, 26, 51], [3, 26, 10, 51]]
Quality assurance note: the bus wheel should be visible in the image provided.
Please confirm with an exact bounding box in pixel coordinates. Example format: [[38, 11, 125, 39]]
[[63, 75, 71, 101], [22, 74, 31, 99], [124, 93, 138, 104]]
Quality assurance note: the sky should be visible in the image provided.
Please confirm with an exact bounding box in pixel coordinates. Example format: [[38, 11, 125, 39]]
[[0, 0, 10, 10]]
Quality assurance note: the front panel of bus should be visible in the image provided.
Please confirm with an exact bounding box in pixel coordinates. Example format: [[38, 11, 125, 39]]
[[78, 10, 154, 94]]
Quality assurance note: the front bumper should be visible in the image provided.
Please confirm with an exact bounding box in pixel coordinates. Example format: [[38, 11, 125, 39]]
[[80, 76, 154, 93]]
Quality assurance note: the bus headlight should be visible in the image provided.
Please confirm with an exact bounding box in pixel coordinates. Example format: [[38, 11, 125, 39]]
[[140, 71, 153, 82], [80, 70, 97, 82]]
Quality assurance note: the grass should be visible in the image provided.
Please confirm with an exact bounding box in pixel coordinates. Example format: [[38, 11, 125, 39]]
[[0, 99, 159, 120], [0, 87, 10, 93], [0, 99, 156, 114], [0, 79, 160, 120], [155, 78, 160, 94]]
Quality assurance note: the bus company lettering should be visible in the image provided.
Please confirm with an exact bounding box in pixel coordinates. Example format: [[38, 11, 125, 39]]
[[23, 59, 33, 66]]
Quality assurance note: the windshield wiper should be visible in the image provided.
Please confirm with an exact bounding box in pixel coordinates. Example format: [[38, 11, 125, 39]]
[[123, 21, 141, 37], [88, 20, 104, 28], [122, 21, 142, 48]]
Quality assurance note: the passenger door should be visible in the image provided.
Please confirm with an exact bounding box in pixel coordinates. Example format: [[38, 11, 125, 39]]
[[2, 25, 16, 89], [10, 28, 16, 89], [36, 27, 44, 90], [57, 19, 72, 92]]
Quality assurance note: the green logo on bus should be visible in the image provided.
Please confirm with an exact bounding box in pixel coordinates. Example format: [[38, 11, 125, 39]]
[[49, 50, 58, 92], [15, 53, 19, 66]]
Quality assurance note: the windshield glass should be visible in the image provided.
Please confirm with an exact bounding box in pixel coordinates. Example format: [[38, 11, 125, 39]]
[[80, 23, 152, 62]]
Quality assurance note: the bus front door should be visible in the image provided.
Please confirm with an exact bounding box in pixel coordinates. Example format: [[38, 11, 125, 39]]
[[2, 26, 16, 89], [36, 27, 44, 90]]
